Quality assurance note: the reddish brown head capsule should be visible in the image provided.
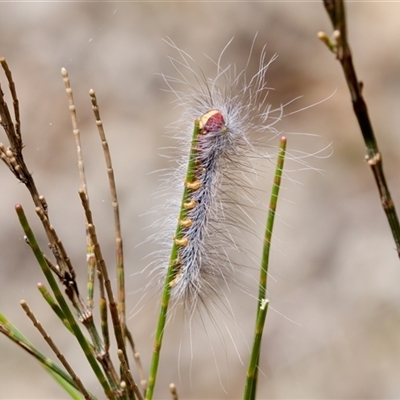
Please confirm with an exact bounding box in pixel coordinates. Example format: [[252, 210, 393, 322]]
[[199, 109, 226, 133]]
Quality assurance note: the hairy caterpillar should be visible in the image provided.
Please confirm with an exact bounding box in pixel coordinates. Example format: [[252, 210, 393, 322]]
[[169, 109, 230, 296], [151, 37, 286, 316]]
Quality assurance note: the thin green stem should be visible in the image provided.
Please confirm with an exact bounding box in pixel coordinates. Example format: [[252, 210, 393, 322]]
[[0, 312, 95, 399], [243, 136, 287, 400], [39, 279, 122, 397], [15, 204, 115, 400], [145, 119, 201, 400], [21, 299, 94, 400], [37, 283, 72, 333], [257, 137, 287, 307], [37, 282, 115, 390]]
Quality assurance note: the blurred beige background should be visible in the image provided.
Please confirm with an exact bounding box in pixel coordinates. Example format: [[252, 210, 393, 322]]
[[1, 2, 400, 399]]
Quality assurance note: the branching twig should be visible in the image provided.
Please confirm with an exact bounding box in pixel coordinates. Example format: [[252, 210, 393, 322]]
[[0, 60, 84, 308], [15, 204, 114, 398], [1, 60, 136, 399], [62, 70, 132, 398], [0, 59, 44, 209], [0, 311, 96, 400], [319, 0, 400, 257]]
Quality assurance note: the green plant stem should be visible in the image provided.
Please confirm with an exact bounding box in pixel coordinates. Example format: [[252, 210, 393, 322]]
[[15, 204, 115, 400], [0, 312, 94, 399], [145, 119, 201, 400], [38, 282, 121, 397], [37, 283, 72, 333], [321, 0, 400, 257], [243, 136, 287, 400]]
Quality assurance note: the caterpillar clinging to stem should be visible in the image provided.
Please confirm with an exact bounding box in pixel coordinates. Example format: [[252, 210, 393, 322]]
[[154, 37, 284, 311], [145, 37, 290, 400], [170, 109, 231, 298]]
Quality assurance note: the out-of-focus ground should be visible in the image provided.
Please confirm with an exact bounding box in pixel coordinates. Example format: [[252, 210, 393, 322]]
[[1, 3, 400, 399]]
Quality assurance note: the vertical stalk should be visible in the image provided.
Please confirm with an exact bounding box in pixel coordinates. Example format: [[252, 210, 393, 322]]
[[145, 119, 201, 400], [244, 137, 287, 400]]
